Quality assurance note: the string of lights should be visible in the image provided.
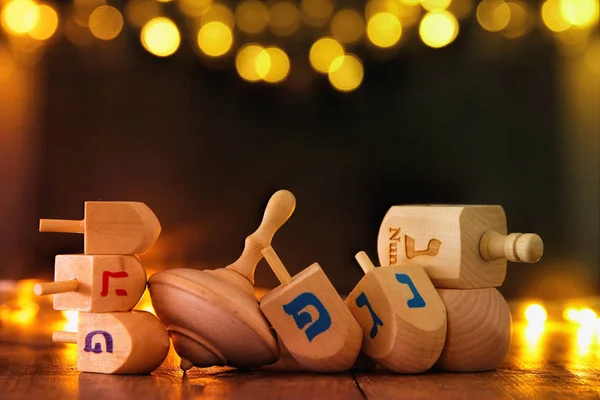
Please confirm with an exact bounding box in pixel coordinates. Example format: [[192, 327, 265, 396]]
[[0, 0, 598, 92]]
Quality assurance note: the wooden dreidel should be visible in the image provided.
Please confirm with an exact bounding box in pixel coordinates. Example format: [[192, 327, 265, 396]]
[[377, 205, 544, 289], [148, 190, 296, 370], [259, 246, 362, 372], [345, 251, 447, 373], [39, 201, 161, 255], [435, 288, 512, 372], [34, 255, 147, 312], [53, 311, 169, 374]]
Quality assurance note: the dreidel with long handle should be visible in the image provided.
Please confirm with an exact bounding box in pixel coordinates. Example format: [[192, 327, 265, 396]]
[[39, 201, 161, 255], [53, 311, 170, 374], [34, 255, 147, 312], [345, 251, 447, 373], [259, 246, 362, 372], [377, 205, 544, 289], [148, 190, 297, 371]]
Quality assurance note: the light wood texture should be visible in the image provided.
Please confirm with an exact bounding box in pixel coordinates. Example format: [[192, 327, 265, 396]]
[[39, 255, 147, 312], [39, 201, 161, 255], [148, 190, 295, 370], [436, 288, 512, 372], [52, 331, 78, 343], [346, 252, 447, 373], [260, 247, 362, 372], [355, 251, 376, 274], [262, 245, 293, 285], [52, 311, 170, 374], [377, 205, 544, 289]]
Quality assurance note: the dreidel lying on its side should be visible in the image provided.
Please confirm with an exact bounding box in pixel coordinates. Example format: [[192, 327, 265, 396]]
[[259, 246, 362, 372], [345, 252, 447, 373], [377, 205, 544, 289], [53, 311, 170, 374], [34, 255, 147, 312], [39, 201, 161, 255]]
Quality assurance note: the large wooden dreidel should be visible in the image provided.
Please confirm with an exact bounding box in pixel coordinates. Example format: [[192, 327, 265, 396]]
[[33, 255, 147, 312], [53, 311, 169, 374], [377, 205, 544, 289], [148, 190, 296, 370], [259, 246, 362, 372], [39, 201, 161, 255], [345, 252, 446, 373]]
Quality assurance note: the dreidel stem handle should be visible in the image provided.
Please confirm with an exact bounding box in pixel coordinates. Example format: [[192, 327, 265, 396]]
[[34, 279, 79, 296], [480, 231, 544, 263], [53, 331, 77, 344], [227, 190, 296, 283], [262, 246, 292, 285], [355, 251, 376, 274], [39, 219, 85, 233]]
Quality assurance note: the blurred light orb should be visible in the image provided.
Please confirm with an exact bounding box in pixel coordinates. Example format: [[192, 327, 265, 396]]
[[126, 0, 162, 28], [201, 3, 235, 28], [563, 307, 579, 322], [309, 37, 345, 73], [422, 0, 452, 12], [525, 304, 547, 326], [269, 1, 300, 36], [576, 308, 598, 326], [236, 0, 269, 34], [64, 16, 94, 46], [365, 0, 422, 28], [197, 21, 232, 57], [331, 9, 364, 44], [448, 0, 475, 19], [236, 44, 266, 82], [261, 47, 290, 83], [559, 0, 599, 28], [141, 17, 181, 57], [301, 0, 334, 27], [28, 5, 58, 41], [542, 0, 571, 32], [1, 0, 40, 35], [401, 0, 421, 5], [367, 12, 402, 48], [178, 0, 212, 17], [328, 54, 364, 92], [502, 2, 531, 38], [419, 11, 458, 48], [89, 6, 124, 41], [73, 0, 106, 27], [477, 0, 511, 32]]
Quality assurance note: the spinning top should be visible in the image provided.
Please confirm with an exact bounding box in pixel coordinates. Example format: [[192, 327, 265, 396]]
[[148, 190, 296, 370], [40, 201, 161, 255], [34, 254, 147, 312], [345, 252, 446, 373]]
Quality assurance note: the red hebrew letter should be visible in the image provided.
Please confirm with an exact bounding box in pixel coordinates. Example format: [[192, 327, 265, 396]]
[[100, 271, 129, 297]]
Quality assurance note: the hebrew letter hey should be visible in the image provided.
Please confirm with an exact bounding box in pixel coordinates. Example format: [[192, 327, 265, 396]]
[[100, 271, 129, 297], [84, 330, 114, 354], [405, 236, 442, 259], [355, 292, 384, 339], [395, 273, 426, 308], [282, 292, 332, 342]]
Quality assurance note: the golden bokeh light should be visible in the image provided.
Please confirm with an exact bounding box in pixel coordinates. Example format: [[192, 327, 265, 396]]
[[525, 304, 548, 326], [125, 0, 161, 28], [260, 47, 291, 83], [1, 0, 40, 35], [419, 10, 458, 48], [401, 0, 421, 5], [448, 0, 475, 19], [236, 0, 269, 34], [541, 0, 571, 32], [367, 12, 402, 48], [422, 0, 452, 12], [502, 1, 532, 39], [365, 0, 422, 27], [141, 17, 181, 57], [477, 0, 511, 32], [559, 0, 599, 28], [197, 21, 233, 57], [0, 46, 16, 83], [236, 44, 266, 82], [300, 0, 334, 27], [576, 308, 598, 326], [331, 9, 364, 44], [309, 37, 345, 74], [28, 4, 59, 41], [64, 16, 94, 46], [60, 310, 79, 332], [73, 0, 105, 27], [178, 0, 212, 17], [201, 3, 235, 28], [269, 1, 300, 37], [328, 54, 364, 92], [89, 5, 124, 41]]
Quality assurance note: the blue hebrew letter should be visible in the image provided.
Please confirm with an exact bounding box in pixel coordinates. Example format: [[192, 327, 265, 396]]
[[355, 292, 384, 339], [395, 273, 426, 308], [282, 292, 331, 342], [84, 330, 114, 354]]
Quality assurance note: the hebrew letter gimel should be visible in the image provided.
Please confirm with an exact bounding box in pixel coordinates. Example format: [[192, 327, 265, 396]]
[[282, 292, 331, 342], [84, 330, 114, 354], [395, 273, 426, 308], [355, 292, 384, 338]]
